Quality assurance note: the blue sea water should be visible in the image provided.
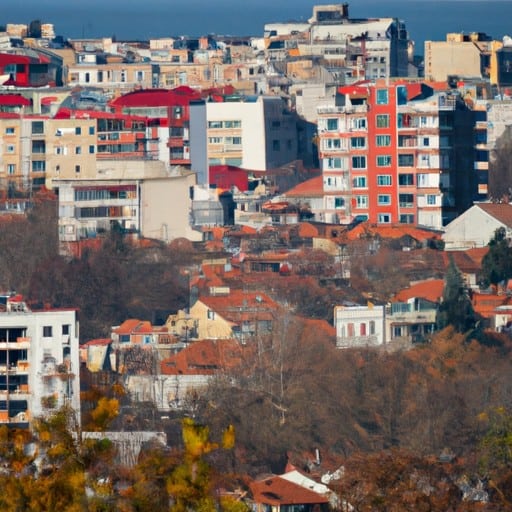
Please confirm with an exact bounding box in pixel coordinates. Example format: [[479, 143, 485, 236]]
[[2, 0, 512, 54]]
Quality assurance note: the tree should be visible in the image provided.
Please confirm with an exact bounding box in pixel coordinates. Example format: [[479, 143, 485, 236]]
[[481, 227, 512, 286], [437, 256, 477, 333]]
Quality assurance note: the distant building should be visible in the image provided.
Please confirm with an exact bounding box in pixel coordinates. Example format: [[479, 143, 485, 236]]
[[334, 304, 385, 348], [0, 295, 80, 427]]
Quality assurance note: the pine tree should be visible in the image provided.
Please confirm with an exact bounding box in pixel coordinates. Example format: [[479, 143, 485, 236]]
[[482, 227, 512, 286], [437, 256, 476, 333]]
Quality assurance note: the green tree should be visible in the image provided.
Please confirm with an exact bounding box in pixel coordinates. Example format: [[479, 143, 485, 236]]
[[481, 227, 512, 286], [437, 256, 476, 333]]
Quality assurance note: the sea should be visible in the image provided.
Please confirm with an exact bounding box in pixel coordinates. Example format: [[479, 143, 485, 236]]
[[2, 0, 512, 54]]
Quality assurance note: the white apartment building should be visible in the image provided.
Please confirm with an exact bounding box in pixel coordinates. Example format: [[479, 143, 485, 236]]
[[189, 95, 298, 184], [0, 296, 80, 426]]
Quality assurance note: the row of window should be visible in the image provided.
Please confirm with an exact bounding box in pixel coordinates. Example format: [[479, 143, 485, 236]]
[[208, 120, 242, 129], [208, 136, 242, 145], [324, 113, 439, 132], [43, 325, 71, 337], [322, 134, 444, 150], [351, 192, 437, 207], [74, 189, 137, 201]]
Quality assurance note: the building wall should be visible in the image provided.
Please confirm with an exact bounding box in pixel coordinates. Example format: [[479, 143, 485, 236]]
[[334, 305, 385, 347], [424, 42, 483, 81], [0, 308, 80, 425]]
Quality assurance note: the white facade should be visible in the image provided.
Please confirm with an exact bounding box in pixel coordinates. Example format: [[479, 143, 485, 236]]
[[0, 302, 80, 425], [190, 95, 298, 179], [334, 305, 385, 348]]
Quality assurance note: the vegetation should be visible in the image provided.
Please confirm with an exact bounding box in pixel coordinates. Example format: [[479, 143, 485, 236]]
[[481, 227, 512, 286]]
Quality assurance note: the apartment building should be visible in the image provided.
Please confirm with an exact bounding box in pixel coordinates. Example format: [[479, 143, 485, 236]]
[[264, 3, 410, 81], [317, 80, 477, 228], [189, 95, 299, 184], [0, 295, 80, 426]]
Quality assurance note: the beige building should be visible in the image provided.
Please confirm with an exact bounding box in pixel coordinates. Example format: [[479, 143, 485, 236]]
[[425, 32, 499, 82]]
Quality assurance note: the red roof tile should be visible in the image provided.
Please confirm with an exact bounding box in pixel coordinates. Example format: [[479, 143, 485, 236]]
[[476, 203, 512, 228], [284, 176, 324, 198], [250, 476, 329, 506], [393, 279, 445, 303]]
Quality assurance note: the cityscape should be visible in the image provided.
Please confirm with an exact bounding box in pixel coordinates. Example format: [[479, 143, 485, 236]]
[[0, 2, 511, 509]]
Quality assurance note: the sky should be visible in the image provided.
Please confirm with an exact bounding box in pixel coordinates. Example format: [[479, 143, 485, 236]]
[[2, 0, 511, 52]]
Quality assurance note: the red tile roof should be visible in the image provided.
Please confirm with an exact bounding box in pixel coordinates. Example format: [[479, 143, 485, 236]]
[[113, 319, 154, 335], [0, 94, 31, 106], [109, 87, 202, 108], [393, 279, 445, 303], [476, 203, 512, 228], [346, 222, 441, 242], [250, 476, 329, 506], [160, 338, 242, 375], [82, 338, 111, 347], [284, 176, 324, 198]]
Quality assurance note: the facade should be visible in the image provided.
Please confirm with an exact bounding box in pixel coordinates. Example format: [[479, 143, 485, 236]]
[[317, 80, 478, 228], [189, 95, 299, 183], [424, 32, 497, 82], [0, 296, 80, 426], [56, 169, 199, 255], [334, 304, 385, 348]]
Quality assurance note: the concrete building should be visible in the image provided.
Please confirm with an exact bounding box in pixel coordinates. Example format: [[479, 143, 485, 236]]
[[56, 168, 200, 255], [334, 304, 385, 348], [189, 95, 299, 184], [316, 80, 478, 228], [424, 32, 497, 82], [0, 295, 80, 426]]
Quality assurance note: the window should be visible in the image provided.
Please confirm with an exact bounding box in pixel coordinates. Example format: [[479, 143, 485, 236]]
[[326, 118, 338, 131], [5, 127, 15, 134], [376, 114, 389, 128], [427, 194, 437, 205], [376, 89, 388, 105], [43, 326, 53, 337], [62, 324, 70, 335], [137, 71, 144, 81], [32, 161, 45, 172], [97, 70, 103, 82], [347, 323, 355, 337], [32, 140, 45, 154], [75, 127, 81, 135], [378, 213, 391, 223], [378, 194, 391, 205], [369, 321, 376, 335], [209, 137, 222, 144], [120, 335, 130, 343], [353, 176, 367, 188], [352, 156, 366, 169], [121, 70, 126, 82], [377, 175, 392, 186], [360, 323, 367, 336], [376, 135, 390, 146], [32, 121, 44, 134], [351, 137, 365, 148], [351, 117, 367, 130], [75, 146, 82, 155], [399, 194, 414, 207], [376, 155, 391, 167], [272, 140, 280, 151], [399, 174, 414, 186], [322, 138, 341, 150], [419, 154, 431, 167], [208, 121, 222, 129], [89, 145, 95, 154], [89, 126, 95, 135], [398, 154, 414, 167], [334, 197, 345, 208], [75, 165, 81, 173], [355, 195, 368, 208], [396, 86, 407, 105], [7, 164, 15, 175], [421, 137, 430, 147], [6, 145, 14, 153], [85, 72, 90, 83], [400, 214, 414, 224], [326, 157, 343, 169]]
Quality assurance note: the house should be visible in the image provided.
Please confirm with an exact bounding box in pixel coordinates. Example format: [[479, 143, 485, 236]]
[[442, 203, 512, 250], [190, 289, 281, 341], [387, 279, 443, 342], [249, 474, 330, 512], [334, 304, 385, 348]]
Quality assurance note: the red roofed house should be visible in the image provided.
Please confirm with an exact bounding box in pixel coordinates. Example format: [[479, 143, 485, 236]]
[[190, 288, 281, 341], [387, 279, 443, 342], [250, 474, 329, 512]]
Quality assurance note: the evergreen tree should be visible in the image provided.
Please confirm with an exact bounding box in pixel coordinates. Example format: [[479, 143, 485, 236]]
[[437, 256, 476, 333], [481, 227, 512, 286]]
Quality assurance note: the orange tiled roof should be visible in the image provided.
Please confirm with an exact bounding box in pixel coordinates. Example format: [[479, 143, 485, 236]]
[[250, 476, 329, 506], [113, 319, 154, 335], [284, 176, 324, 197], [82, 338, 111, 347], [160, 338, 242, 375], [476, 203, 512, 227], [393, 279, 445, 303], [472, 292, 508, 318], [346, 222, 441, 242], [298, 222, 319, 238]]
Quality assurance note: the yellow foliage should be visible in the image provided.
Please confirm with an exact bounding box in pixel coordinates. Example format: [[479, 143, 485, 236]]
[[222, 424, 235, 450], [219, 496, 250, 512], [182, 418, 218, 458], [89, 397, 119, 432]]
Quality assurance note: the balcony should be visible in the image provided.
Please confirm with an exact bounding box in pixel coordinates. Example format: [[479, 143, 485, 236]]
[[318, 104, 368, 115]]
